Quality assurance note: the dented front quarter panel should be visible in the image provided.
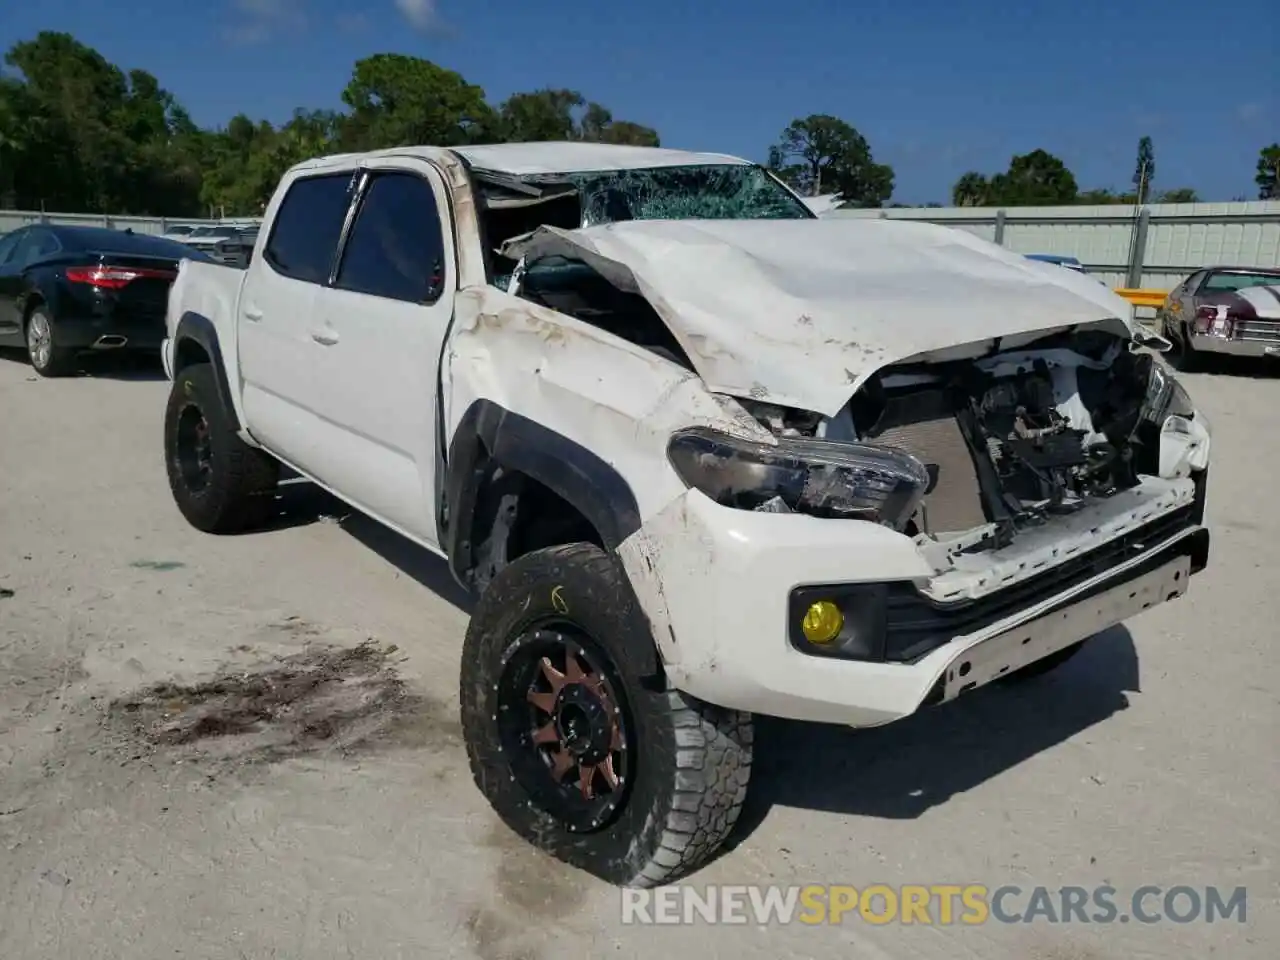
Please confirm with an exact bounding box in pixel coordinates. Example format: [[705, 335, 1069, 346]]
[[443, 283, 775, 666]]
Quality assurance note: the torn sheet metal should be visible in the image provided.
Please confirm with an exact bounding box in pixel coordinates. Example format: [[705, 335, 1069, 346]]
[[504, 219, 1139, 418], [803, 194, 846, 215], [444, 284, 774, 523], [918, 475, 1197, 600]]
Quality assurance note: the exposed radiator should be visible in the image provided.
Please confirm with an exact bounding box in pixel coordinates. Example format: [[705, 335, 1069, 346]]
[[863, 389, 988, 535]]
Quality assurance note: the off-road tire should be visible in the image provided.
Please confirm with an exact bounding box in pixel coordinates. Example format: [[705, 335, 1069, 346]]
[[1000, 639, 1085, 682], [25, 306, 76, 378], [164, 361, 279, 534], [460, 542, 753, 887]]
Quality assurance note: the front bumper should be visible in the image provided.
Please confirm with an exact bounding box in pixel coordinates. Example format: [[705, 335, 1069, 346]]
[[617, 482, 1207, 728]]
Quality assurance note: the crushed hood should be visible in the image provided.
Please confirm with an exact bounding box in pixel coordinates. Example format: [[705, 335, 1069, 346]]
[[505, 218, 1137, 418]]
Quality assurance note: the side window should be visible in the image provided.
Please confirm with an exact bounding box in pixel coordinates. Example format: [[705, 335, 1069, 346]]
[[334, 172, 446, 303], [1186, 271, 1209, 293], [262, 173, 356, 284], [11, 229, 56, 266], [31, 230, 59, 259], [0, 230, 23, 266]]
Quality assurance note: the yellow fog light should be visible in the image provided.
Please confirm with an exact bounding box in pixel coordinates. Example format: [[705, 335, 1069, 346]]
[[801, 600, 844, 645]]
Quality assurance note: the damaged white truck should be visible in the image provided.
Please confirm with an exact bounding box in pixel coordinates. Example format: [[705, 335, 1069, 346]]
[[159, 143, 1212, 887]]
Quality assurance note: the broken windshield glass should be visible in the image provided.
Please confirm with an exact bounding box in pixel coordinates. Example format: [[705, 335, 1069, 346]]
[[567, 164, 813, 223], [474, 163, 814, 224], [473, 162, 814, 287]]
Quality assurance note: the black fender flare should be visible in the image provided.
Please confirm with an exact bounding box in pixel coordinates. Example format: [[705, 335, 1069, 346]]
[[172, 312, 240, 430], [442, 399, 642, 583]]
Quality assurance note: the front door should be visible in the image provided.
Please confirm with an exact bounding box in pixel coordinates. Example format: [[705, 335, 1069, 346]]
[[302, 161, 457, 548]]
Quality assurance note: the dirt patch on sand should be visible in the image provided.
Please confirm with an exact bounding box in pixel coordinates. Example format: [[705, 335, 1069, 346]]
[[106, 641, 460, 766]]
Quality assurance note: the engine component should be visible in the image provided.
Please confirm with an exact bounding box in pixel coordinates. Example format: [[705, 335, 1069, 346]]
[[732, 334, 1160, 548], [970, 362, 1132, 514]]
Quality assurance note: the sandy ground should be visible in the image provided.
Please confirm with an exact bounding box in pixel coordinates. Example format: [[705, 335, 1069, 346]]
[[0, 348, 1276, 960]]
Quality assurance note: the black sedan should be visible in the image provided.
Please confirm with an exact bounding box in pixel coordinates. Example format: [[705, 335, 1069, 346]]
[[0, 224, 209, 377]]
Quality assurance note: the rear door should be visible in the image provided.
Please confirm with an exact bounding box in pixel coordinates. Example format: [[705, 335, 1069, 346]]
[[237, 169, 359, 473], [0, 228, 59, 340], [302, 161, 456, 546], [0, 229, 27, 340]]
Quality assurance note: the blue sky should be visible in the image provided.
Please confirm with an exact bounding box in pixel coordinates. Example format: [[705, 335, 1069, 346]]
[[2, 0, 1275, 203]]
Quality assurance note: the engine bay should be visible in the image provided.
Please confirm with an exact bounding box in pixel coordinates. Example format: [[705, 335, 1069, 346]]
[[740, 330, 1192, 553]]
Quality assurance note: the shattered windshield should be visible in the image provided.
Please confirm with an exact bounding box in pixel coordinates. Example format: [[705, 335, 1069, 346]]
[[565, 164, 814, 223], [474, 162, 814, 287]]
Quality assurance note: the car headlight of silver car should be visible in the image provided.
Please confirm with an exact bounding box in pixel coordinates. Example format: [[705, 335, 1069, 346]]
[[667, 427, 930, 528]]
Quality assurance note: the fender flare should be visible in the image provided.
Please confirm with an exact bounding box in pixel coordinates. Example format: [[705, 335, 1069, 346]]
[[442, 399, 642, 583], [172, 312, 239, 429]]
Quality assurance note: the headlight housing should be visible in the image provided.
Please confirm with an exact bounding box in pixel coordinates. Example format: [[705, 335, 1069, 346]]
[[1140, 360, 1198, 427], [667, 427, 930, 529]]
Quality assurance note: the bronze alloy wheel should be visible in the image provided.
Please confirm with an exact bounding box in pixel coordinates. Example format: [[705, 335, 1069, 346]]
[[495, 625, 632, 832]]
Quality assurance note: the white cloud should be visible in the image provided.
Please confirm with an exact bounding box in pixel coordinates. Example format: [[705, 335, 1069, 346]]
[[395, 0, 440, 32], [223, 0, 307, 46]]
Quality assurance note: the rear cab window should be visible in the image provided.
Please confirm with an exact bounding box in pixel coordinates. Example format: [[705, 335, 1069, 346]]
[[262, 173, 357, 284]]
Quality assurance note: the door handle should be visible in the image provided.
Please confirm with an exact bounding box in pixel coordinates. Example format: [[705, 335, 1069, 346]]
[[310, 328, 339, 346], [243, 306, 263, 321]]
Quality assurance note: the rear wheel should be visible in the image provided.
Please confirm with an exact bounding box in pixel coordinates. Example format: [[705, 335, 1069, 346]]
[[460, 542, 753, 887], [26, 307, 76, 378], [164, 362, 279, 533]]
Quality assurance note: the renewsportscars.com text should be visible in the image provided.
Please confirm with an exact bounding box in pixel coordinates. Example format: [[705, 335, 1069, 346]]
[[621, 884, 1248, 926]]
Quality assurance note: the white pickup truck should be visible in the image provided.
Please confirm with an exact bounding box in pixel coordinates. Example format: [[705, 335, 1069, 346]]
[[160, 142, 1212, 887]]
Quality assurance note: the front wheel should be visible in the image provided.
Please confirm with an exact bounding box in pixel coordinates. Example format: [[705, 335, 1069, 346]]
[[460, 542, 753, 887]]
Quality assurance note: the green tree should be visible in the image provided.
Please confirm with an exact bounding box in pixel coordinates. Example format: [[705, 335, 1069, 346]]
[[0, 77, 54, 207], [0, 33, 666, 217], [598, 120, 660, 147], [2, 31, 202, 214], [1076, 188, 1121, 204], [1133, 136, 1154, 204], [499, 88, 583, 141], [951, 171, 989, 206], [986, 149, 1078, 206], [1157, 187, 1199, 203], [768, 114, 894, 206], [1257, 143, 1280, 199], [337, 53, 498, 151], [497, 89, 659, 146]]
